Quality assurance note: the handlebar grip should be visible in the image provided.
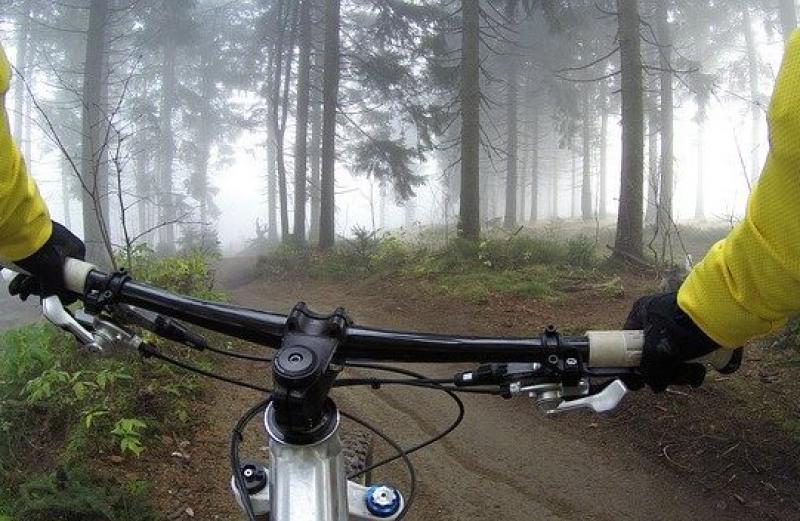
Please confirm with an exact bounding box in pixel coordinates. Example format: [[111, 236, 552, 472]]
[[63, 258, 96, 294], [1, 258, 95, 294], [586, 330, 644, 367], [586, 330, 741, 372]]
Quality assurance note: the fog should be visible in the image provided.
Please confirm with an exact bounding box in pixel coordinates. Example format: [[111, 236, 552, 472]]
[[1, 0, 793, 259]]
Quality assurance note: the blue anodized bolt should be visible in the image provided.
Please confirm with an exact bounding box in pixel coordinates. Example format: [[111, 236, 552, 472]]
[[364, 485, 401, 517]]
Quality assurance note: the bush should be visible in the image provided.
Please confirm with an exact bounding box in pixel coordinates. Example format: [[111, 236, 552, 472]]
[[256, 229, 600, 302], [0, 324, 56, 389], [256, 242, 313, 278], [0, 248, 222, 519], [0, 323, 200, 518], [478, 237, 560, 269], [0, 323, 194, 463], [119, 246, 223, 300], [566, 236, 597, 268], [15, 466, 157, 521]]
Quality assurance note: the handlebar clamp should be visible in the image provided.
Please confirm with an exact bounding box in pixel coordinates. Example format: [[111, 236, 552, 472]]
[[270, 303, 351, 443], [84, 268, 131, 314], [540, 326, 583, 387]]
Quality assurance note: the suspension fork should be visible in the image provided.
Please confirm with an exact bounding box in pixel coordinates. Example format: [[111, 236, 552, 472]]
[[265, 400, 349, 520], [232, 303, 403, 520]]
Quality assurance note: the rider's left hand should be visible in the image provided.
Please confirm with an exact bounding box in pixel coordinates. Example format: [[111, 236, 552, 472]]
[[9, 221, 86, 304]]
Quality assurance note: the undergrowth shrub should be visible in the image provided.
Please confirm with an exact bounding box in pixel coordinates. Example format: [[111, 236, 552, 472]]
[[119, 245, 223, 300], [0, 249, 221, 519], [258, 230, 598, 279], [256, 230, 599, 302], [14, 465, 157, 521]]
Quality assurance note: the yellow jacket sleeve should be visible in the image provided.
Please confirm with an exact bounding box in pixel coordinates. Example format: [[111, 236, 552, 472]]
[[677, 30, 800, 348], [0, 43, 51, 262]]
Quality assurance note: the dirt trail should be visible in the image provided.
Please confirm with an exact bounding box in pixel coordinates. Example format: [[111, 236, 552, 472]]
[[148, 258, 787, 521]]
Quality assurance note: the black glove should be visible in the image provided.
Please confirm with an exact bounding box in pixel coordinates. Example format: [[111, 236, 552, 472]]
[[8, 221, 86, 304], [623, 291, 721, 392]]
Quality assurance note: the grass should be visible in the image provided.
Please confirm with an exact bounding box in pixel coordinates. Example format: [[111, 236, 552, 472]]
[[257, 227, 607, 302], [434, 267, 558, 304]]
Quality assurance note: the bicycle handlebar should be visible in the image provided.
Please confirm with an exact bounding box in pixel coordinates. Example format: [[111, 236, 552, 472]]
[[5, 258, 736, 370], [59, 259, 646, 366]]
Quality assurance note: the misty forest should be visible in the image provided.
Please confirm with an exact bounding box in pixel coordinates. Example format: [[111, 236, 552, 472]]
[[1, 1, 800, 520], [3, 0, 793, 263]]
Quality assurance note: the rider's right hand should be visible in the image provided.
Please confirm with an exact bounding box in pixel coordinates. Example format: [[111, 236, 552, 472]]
[[9, 221, 86, 304], [624, 291, 727, 392]]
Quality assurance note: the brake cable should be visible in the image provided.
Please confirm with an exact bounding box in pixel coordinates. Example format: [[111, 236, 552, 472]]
[[138, 343, 271, 394]]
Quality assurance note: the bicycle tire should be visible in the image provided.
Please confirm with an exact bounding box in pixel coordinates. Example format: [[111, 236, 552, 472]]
[[341, 430, 373, 485]]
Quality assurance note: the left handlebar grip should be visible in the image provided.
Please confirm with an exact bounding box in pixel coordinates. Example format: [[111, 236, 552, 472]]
[[63, 258, 97, 294]]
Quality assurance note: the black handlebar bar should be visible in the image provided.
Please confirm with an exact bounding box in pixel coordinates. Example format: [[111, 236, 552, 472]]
[[84, 270, 589, 364]]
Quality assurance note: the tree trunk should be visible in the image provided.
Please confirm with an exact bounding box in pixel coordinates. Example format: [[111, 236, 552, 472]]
[[458, 0, 481, 240], [266, 119, 278, 241], [552, 148, 559, 219], [613, 0, 644, 259], [529, 107, 539, 223], [80, 0, 112, 266], [134, 128, 149, 240], [379, 185, 387, 229], [13, 1, 30, 140], [279, 3, 299, 241], [645, 106, 658, 225], [779, 0, 797, 40], [270, 0, 298, 242], [193, 48, 214, 245], [503, 6, 518, 230], [599, 82, 608, 220], [292, 0, 312, 243], [743, 7, 760, 185], [518, 149, 526, 224], [319, 0, 341, 249], [570, 138, 576, 219], [308, 66, 322, 242], [581, 86, 593, 221], [480, 168, 489, 223], [61, 155, 72, 229], [695, 117, 705, 221], [157, 0, 178, 255], [23, 64, 33, 177], [657, 1, 674, 228]]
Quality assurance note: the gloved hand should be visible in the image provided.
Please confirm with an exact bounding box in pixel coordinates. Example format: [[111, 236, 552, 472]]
[[8, 221, 86, 304], [623, 291, 722, 392]]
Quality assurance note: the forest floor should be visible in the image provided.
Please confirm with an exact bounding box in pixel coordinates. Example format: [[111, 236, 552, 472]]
[[141, 256, 800, 521]]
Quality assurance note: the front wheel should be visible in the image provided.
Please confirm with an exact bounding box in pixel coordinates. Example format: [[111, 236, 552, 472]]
[[341, 430, 372, 485]]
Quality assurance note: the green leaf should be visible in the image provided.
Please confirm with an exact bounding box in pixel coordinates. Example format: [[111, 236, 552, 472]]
[[73, 381, 87, 399], [120, 437, 144, 456], [83, 409, 109, 429]]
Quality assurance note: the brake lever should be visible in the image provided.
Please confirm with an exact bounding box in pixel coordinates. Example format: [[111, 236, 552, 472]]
[[548, 379, 628, 415], [42, 296, 103, 353]]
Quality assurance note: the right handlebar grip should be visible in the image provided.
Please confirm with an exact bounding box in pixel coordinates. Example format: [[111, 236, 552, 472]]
[[64, 258, 97, 294], [586, 330, 644, 368], [586, 330, 742, 373]]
